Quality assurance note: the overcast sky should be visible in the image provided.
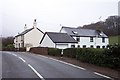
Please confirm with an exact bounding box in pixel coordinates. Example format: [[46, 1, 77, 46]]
[[1, 0, 119, 37]]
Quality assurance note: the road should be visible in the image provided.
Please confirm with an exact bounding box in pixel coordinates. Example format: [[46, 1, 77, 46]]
[[1, 51, 112, 80]]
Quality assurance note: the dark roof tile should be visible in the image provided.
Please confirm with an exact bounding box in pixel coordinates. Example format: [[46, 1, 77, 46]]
[[40, 32, 78, 43], [61, 27, 108, 37]]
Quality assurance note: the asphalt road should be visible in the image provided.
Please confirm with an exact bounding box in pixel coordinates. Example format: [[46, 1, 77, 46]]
[[1, 51, 112, 80]]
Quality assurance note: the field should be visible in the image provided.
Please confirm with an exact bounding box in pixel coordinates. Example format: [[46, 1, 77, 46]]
[[109, 35, 120, 45]]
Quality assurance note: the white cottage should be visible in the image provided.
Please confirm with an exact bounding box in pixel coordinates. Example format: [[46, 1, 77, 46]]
[[60, 27, 109, 48], [40, 32, 78, 49], [14, 19, 44, 51]]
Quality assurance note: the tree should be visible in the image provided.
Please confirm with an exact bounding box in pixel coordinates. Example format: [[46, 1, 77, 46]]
[[2, 36, 14, 50]]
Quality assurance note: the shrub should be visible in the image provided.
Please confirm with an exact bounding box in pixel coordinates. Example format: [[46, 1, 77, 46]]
[[65, 47, 120, 68], [63, 48, 78, 58], [76, 48, 105, 65], [48, 48, 61, 56]]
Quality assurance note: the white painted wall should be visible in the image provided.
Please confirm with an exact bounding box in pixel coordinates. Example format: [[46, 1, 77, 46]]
[[24, 28, 44, 51], [40, 34, 55, 48], [56, 43, 68, 49], [60, 28, 109, 48], [73, 36, 109, 48], [14, 36, 23, 48]]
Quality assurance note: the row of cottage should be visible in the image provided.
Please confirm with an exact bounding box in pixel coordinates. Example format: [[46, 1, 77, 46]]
[[14, 19, 109, 51]]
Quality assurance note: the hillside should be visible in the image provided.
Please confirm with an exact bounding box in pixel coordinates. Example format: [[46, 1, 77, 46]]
[[78, 16, 120, 37], [109, 35, 120, 45]]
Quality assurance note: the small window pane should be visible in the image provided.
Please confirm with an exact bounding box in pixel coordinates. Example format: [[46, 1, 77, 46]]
[[102, 46, 105, 48], [90, 45, 93, 48], [90, 37, 93, 42], [96, 46, 100, 48], [76, 37, 80, 42], [71, 45, 75, 48], [83, 45, 86, 48], [102, 37, 105, 43], [78, 45, 80, 48]]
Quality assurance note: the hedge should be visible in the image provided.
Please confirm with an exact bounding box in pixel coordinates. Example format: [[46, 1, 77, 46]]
[[47, 44, 120, 68], [63, 48, 77, 58], [48, 48, 61, 56]]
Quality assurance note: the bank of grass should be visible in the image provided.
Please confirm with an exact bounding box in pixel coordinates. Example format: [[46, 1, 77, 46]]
[[109, 35, 120, 45]]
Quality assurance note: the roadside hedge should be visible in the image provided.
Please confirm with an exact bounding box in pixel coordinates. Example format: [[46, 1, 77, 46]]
[[63, 48, 77, 58], [48, 48, 61, 56], [47, 44, 120, 68], [76, 48, 107, 66]]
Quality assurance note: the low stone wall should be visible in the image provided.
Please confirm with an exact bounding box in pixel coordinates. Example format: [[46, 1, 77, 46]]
[[29, 47, 48, 55]]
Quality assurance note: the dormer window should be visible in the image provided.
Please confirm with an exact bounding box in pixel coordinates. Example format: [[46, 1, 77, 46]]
[[76, 37, 80, 42], [72, 31, 78, 34], [99, 33, 103, 36]]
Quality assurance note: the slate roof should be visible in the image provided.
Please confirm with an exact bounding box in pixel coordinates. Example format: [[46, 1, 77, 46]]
[[60, 27, 108, 37], [40, 32, 78, 43], [15, 28, 44, 37]]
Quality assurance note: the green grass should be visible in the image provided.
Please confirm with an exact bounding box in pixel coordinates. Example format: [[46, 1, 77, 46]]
[[109, 35, 120, 45]]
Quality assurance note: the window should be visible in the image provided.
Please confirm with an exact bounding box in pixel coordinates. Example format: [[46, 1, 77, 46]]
[[96, 46, 100, 48], [90, 37, 93, 42], [83, 45, 86, 48], [16, 37, 18, 42], [21, 36, 24, 41], [102, 37, 105, 43], [78, 45, 80, 48], [71, 45, 75, 48], [76, 37, 80, 42], [72, 31, 78, 34], [90, 45, 94, 48], [21, 43, 24, 47], [102, 46, 105, 48]]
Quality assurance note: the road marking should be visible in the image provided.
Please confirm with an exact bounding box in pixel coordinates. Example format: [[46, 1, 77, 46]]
[[28, 64, 45, 80], [39, 55, 86, 70], [18, 57, 26, 63], [12, 54, 17, 57], [94, 72, 113, 80], [7, 52, 17, 57], [50, 57, 86, 70]]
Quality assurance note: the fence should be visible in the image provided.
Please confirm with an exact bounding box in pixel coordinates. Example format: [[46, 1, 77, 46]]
[[29, 47, 48, 55]]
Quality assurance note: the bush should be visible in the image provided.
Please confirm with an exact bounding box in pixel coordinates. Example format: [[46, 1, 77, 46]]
[[65, 47, 120, 68], [48, 48, 61, 56], [63, 48, 78, 58], [103, 44, 120, 68], [76, 48, 105, 65]]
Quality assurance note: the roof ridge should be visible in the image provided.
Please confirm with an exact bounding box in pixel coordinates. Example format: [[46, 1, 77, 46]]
[[62, 26, 96, 31]]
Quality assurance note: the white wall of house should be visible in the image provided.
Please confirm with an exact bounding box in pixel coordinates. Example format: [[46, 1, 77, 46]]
[[60, 28, 109, 48], [40, 34, 55, 48], [40, 35, 78, 49], [24, 28, 44, 51], [73, 36, 109, 48], [56, 43, 68, 49], [14, 36, 23, 48], [95, 37, 108, 48]]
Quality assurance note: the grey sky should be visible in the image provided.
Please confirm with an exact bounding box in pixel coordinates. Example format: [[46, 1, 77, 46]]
[[1, 0, 119, 37]]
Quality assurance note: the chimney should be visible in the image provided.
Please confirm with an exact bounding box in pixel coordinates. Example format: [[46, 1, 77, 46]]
[[24, 24, 27, 31], [33, 19, 37, 29]]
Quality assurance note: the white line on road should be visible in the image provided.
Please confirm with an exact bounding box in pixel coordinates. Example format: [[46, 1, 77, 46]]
[[28, 64, 45, 80], [94, 72, 113, 80], [12, 54, 17, 57], [7, 52, 17, 57], [50, 57, 86, 70], [18, 57, 26, 63], [39, 55, 86, 70]]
